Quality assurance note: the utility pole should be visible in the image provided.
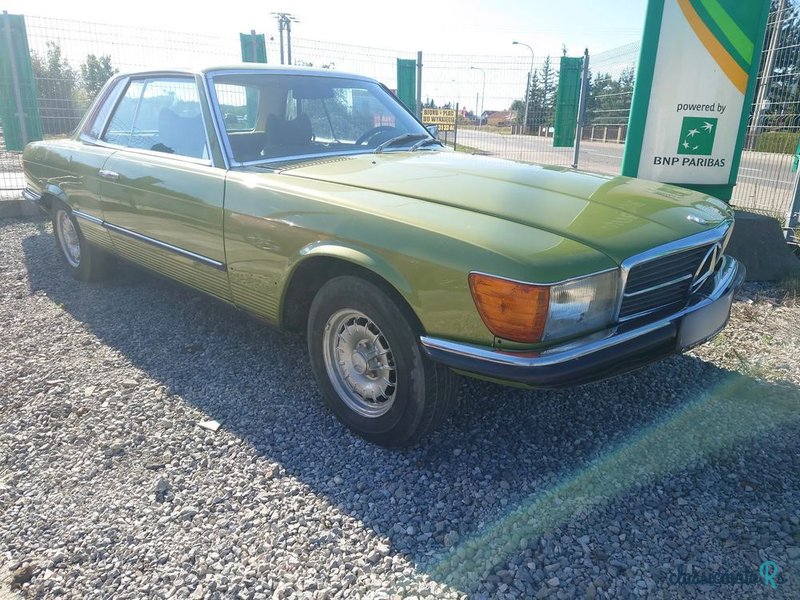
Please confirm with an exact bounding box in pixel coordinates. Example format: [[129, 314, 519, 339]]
[[470, 66, 485, 127], [271, 12, 299, 66], [572, 49, 590, 169], [286, 19, 292, 65]]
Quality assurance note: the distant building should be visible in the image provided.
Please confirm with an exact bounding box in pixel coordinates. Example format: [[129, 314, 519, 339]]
[[481, 110, 517, 127]]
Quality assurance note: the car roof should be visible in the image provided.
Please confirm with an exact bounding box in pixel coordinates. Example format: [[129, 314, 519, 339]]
[[115, 64, 377, 83]]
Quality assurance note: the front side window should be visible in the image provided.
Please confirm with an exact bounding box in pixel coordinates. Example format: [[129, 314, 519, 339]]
[[102, 77, 208, 160], [211, 73, 430, 164]]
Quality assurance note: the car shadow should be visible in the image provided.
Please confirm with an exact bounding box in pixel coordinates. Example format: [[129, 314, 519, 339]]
[[19, 225, 800, 596]]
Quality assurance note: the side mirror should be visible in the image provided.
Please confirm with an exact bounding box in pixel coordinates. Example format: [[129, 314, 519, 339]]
[[426, 125, 439, 138]]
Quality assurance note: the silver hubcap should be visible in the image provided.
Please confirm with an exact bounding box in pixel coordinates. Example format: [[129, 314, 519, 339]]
[[323, 309, 397, 418], [56, 210, 81, 268]]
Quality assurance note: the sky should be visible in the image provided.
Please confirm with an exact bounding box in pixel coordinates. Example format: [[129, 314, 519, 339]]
[[7, 0, 648, 112], [7, 0, 647, 58]]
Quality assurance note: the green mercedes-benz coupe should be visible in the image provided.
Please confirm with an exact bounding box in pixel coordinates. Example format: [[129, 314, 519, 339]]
[[22, 65, 744, 446]]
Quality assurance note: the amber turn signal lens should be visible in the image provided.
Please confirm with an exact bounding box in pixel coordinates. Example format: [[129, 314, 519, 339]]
[[468, 273, 550, 343]]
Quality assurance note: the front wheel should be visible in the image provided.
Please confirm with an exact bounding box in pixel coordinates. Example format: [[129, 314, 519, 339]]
[[307, 276, 459, 446], [52, 205, 112, 281]]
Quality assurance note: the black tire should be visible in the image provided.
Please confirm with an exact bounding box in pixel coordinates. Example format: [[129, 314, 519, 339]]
[[52, 203, 112, 281], [307, 275, 459, 446]]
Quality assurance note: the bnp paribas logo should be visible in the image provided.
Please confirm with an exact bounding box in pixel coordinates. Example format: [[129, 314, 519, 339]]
[[677, 116, 717, 155]]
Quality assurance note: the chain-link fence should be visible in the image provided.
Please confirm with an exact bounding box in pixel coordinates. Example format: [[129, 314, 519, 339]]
[[732, 1, 799, 220], [2, 9, 799, 221]]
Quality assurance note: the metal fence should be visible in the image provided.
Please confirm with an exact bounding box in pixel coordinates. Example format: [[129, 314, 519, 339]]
[[2, 8, 799, 222]]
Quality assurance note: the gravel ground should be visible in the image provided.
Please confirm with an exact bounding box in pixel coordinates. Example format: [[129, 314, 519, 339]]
[[1, 217, 798, 600]]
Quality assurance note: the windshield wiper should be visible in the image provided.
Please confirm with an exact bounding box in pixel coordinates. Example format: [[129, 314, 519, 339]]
[[410, 137, 445, 151], [374, 133, 427, 154]]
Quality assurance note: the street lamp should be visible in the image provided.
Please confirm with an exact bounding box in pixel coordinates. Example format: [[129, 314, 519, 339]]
[[513, 41, 534, 134], [470, 66, 485, 127]]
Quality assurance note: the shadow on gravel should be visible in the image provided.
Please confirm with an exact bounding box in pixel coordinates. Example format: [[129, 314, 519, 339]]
[[20, 226, 800, 597]]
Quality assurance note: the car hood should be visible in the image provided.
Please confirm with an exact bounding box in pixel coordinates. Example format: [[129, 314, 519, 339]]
[[276, 151, 733, 264]]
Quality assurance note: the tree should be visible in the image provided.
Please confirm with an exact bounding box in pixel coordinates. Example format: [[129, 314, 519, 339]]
[[31, 41, 80, 135], [80, 54, 117, 102], [759, 0, 800, 129], [530, 55, 556, 133], [586, 66, 635, 127], [511, 56, 557, 134]]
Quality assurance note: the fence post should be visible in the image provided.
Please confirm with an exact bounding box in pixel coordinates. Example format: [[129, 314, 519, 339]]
[[571, 48, 589, 169], [2, 11, 28, 147], [453, 102, 458, 150], [415, 51, 422, 119], [786, 168, 800, 245]]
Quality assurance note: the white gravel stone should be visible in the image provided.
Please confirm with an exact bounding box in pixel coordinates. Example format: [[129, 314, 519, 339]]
[[1, 219, 798, 599]]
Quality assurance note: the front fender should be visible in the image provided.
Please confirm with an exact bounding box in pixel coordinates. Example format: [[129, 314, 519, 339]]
[[295, 240, 415, 297]]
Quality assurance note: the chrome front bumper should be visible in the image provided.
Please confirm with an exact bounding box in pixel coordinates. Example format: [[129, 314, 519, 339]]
[[421, 255, 745, 388]]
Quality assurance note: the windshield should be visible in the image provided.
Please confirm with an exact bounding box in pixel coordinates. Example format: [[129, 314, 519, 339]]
[[210, 73, 432, 164]]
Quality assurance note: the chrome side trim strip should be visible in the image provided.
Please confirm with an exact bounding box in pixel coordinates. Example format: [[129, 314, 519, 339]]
[[421, 255, 741, 369], [103, 221, 227, 271], [71, 210, 104, 225]]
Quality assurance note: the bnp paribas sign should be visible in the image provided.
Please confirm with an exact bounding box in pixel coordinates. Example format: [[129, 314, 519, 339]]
[[622, 0, 770, 200]]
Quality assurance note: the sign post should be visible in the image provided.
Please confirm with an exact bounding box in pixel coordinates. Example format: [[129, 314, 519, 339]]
[[621, 0, 770, 200]]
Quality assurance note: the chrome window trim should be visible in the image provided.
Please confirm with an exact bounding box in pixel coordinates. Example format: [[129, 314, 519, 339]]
[[87, 138, 214, 167], [79, 76, 130, 142], [613, 221, 732, 322], [205, 73, 238, 169], [96, 74, 215, 167], [205, 70, 435, 169], [200, 73, 230, 170]]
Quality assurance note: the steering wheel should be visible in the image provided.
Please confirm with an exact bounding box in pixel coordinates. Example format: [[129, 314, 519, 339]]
[[355, 126, 398, 146]]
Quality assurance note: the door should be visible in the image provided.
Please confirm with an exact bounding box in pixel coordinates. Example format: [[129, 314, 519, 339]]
[[97, 75, 230, 301]]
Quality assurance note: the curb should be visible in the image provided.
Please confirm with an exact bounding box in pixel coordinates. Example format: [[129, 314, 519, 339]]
[[727, 210, 800, 281], [0, 199, 45, 219]]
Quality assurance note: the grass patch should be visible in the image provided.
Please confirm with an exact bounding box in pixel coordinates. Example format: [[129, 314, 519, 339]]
[[443, 140, 490, 155], [779, 273, 800, 305], [754, 131, 800, 154]]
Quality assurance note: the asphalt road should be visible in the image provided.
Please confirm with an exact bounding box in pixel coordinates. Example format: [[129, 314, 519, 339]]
[[455, 128, 795, 217]]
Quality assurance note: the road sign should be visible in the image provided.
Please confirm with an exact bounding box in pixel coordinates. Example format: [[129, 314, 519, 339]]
[[622, 0, 771, 201], [422, 108, 456, 132]]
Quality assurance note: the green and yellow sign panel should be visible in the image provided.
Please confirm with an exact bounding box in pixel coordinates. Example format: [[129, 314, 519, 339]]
[[622, 0, 770, 200]]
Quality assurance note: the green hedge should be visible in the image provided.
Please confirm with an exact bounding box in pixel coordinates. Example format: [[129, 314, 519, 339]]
[[754, 131, 800, 154]]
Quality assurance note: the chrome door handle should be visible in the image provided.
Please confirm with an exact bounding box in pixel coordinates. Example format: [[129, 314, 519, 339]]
[[99, 169, 119, 181]]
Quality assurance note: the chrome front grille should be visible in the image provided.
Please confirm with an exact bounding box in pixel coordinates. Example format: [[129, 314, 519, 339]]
[[619, 242, 719, 320]]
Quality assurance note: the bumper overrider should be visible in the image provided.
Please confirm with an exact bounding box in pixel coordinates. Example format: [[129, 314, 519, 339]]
[[22, 187, 46, 211], [421, 255, 745, 388]]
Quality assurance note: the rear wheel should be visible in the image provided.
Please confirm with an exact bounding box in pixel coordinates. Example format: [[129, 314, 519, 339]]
[[52, 205, 112, 281], [307, 276, 459, 446]]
